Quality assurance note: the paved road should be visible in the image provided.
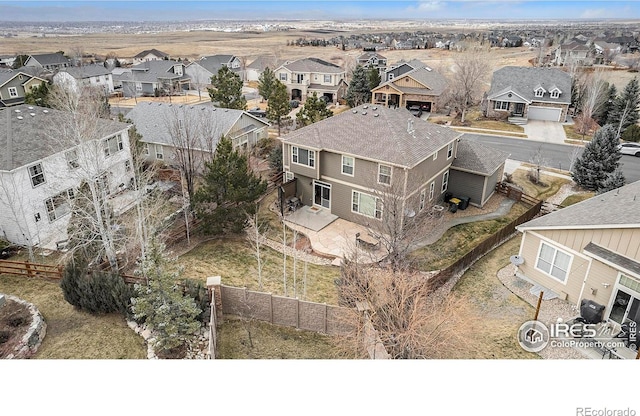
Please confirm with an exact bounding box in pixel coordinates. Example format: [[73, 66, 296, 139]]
[[462, 133, 640, 183]]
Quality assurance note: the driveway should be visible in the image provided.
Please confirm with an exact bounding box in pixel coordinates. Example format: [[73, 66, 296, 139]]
[[523, 120, 567, 145]]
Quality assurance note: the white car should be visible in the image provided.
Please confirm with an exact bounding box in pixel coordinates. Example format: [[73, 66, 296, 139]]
[[617, 142, 640, 157]]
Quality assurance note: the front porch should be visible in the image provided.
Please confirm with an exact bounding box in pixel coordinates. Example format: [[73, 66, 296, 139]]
[[284, 206, 389, 264]]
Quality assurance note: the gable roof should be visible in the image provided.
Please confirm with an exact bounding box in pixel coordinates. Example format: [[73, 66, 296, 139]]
[[27, 53, 70, 66], [280, 58, 345, 74], [387, 59, 426, 72], [0, 104, 129, 171], [487, 66, 572, 105], [133, 49, 169, 59], [0, 69, 45, 89], [374, 65, 448, 96], [356, 52, 387, 62], [194, 55, 241, 74], [58, 64, 111, 79], [451, 138, 510, 176], [281, 104, 461, 168], [518, 180, 640, 231], [125, 102, 268, 150], [247, 55, 282, 71], [120, 60, 188, 83]]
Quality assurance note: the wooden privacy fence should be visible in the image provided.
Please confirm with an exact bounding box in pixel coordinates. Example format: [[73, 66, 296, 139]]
[[495, 182, 540, 207], [426, 199, 543, 292], [0, 259, 145, 285]]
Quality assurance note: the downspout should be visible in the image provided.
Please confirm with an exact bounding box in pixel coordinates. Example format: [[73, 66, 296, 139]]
[[576, 257, 593, 309], [400, 167, 409, 231]]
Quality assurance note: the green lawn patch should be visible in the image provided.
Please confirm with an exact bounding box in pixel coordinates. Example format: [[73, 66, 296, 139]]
[[560, 192, 594, 207]]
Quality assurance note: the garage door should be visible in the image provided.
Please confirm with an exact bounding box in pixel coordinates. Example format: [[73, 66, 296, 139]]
[[528, 106, 562, 122]]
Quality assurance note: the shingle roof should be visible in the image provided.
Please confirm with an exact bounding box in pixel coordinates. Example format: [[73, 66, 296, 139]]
[[247, 55, 283, 71], [281, 104, 461, 168], [451, 139, 510, 176], [120, 60, 188, 83], [126, 102, 268, 150], [195, 55, 240, 74], [487, 66, 572, 104], [583, 242, 640, 276], [518, 180, 640, 230], [281, 58, 345, 74], [0, 104, 129, 171], [59, 64, 111, 79], [375, 66, 448, 96], [133, 49, 169, 59], [28, 53, 70, 66]]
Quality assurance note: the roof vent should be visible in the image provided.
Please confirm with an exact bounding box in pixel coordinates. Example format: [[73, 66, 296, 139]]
[[362, 111, 367, 115], [28, 106, 34, 110], [372, 106, 377, 110], [212, 108, 216, 111], [17, 116, 23, 120], [30, 113, 36, 117], [425, 66, 432, 71], [374, 113, 379, 117], [352, 110, 358, 113], [363, 105, 368, 109], [14, 109, 21, 113], [147, 102, 152, 105], [43, 109, 48, 113]]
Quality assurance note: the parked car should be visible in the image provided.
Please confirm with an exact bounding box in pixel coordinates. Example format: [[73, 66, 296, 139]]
[[408, 105, 422, 118], [247, 107, 267, 118], [617, 142, 640, 156]]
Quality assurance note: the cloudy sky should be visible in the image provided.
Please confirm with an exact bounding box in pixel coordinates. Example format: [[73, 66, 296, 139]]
[[1, 1, 638, 21]]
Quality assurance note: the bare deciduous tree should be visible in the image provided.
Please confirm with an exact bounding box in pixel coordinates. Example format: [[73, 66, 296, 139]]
[[447, 50, 490, 123]]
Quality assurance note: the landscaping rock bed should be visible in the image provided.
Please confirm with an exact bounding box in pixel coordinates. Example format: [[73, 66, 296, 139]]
[[0, 293, 47, 359]]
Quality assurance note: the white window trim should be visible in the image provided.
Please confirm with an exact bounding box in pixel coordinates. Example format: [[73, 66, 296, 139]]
[[143, 143, 150, 156], [28, 163, 45, 188], [341, 155, 354, 176], [103, 135, 123, 158], [8, 86, 18, 98], [155, 144, 164, 160], [550, 90, 560, 98], [534, 241, 572, 284], [323, 74, 331, 83], [65, 149, 80, 170], [447, 142, 454, 160], [433, 150, 438, 161], [493, 101, 509, 111], [284, 171, 294, 182], [534, 88, 545, 98], [441, 170, 449, 193], [419, 189, 426, 212], [388, 73, 394, 81], [291, 146, 315, 168], [429, 181, 435, 201], [45, 188, 74, 222], [351, 190, 382, 220], [377, 164, 392, 186]]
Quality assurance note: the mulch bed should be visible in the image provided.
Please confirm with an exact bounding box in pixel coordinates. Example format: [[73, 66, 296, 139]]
[[0, 299, 32, 358]]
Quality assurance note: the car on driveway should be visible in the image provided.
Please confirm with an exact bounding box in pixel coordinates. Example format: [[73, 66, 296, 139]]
[[408, 105, 422, 118], [617, 142, 640, 157], [247, 107, 267, 118]]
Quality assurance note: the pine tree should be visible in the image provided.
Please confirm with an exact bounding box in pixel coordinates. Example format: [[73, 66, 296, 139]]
[[368, 67, 381, 91], [194, 135, 267, 235], [258, 67, 277, 101], [622, 124, 640, 142], [598, 168, 626, 194], [594, 83, 617, 126], [208, 66, 247, 110], [608, 78, 640, 136], [296, 92, 333, 127], [266, 80, 291, 135], [24, 81, 51, 108], [345, 65, 371, 107], [572, 125, 622, 191], [131, 239, 201, 354]]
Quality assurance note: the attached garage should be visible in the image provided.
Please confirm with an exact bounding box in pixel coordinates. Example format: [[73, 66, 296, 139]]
[[528, 106, 562, 122]]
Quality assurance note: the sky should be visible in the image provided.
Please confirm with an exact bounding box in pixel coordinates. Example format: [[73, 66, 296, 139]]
[[1, 0, 639, 22]]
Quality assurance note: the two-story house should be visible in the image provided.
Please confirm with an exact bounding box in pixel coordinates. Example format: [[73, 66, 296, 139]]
[[185, 54, 243, 87], [132, 49, 170, 65], [23, 53, 71, 72], [53, 64, 115, 95], [119, 60, 190, 98], [383, 59, 425, 82], [0, 69, 48, 107], [552, 41, 592, 67], [356, 52, 388, 76], [0, 104, 133, 250], [371, 65, 448, 113], [126, 102, 270, 166], [274, 58, 347, 104], [280, 104, 462, 229], [485, 66, 572, 123]]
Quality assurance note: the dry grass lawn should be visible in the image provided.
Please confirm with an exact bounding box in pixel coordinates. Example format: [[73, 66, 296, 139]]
[[451, 109, 525, 134], [0, 274, 146, 359], [510, 168, 570, 200], [560, 192, 594, 207]]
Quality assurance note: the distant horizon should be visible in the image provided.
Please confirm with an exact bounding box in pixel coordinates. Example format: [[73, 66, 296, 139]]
[[1, 1, 639, 22]]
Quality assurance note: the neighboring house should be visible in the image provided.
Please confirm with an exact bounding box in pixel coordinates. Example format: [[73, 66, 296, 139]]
[[552, 41, 592, 66], [274, 57, 347, 103], [185, 54, 243, 86], [23, 53, 71, 71], [356, 52, 388, 75], [245, 55, 283, 82], [132, 49, 169, 65], [126, 102, 270, 166], [383, 59, 425, 82], [515, 180, 640, 332], [53, 64, 115, 95], [485, 66, 572, 123], [448, 138, 510, 208], [119, 60, 190, 98], [371, 65, 448, 112], [280, 104, 464, 228], [0, 69, 48, 107], [0, 55, 16, 68], [0, 104, 133, 250]]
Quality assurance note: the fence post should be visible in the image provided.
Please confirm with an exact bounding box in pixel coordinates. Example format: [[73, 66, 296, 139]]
[[296, 298, 300, 329], [206, 276, 223, 324], [269, 293, 274, 324], [25, 261, 33, 278]]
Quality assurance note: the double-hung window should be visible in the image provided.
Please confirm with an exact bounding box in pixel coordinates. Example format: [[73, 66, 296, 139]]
[[352, 191, 382, 219], [8, 87, 18, 98], [342, 155, 354, 176], [155, 144, 164, 160], [292, 146, 315, 168], [29, 163, 45, 187], [534, 88, 545, 98], [279, 73, 288, 81], [324, 74, 331, 83], [536, 242, 572, 282], [429, 182, 435, 201], [103, 135, 123, 157], [65, 149, 80, 169], [447, 142, 454, 159], [493, 101, 509, 110], [550, 90, 560, 98], [45, 189, 74, 222], [441, 171, 449, 193], [419, 189, 426, 211], [378, 164, 391, 185]]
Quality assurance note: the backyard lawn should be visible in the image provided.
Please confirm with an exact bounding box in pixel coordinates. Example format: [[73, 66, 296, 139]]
[[509, 168, 570, 200]]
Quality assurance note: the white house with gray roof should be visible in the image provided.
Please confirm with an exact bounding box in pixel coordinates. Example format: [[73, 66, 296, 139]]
[[0, 104, 132, 250], [274, 57, 347, 104], [53, 64, 114, 94], [126, 102, 269, 167], [515, 180, 640, 342], [120, 60, 190, 98], [186, 54, 243, 87], [280, 104, 464, 228], [486, 66, 572, 123]]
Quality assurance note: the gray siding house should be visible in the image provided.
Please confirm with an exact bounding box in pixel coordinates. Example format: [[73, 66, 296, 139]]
[[120, 60, 190, 98], [0, 69, 48, 107], [23, 53, 71, 71], [281, 104, 463, 228]]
